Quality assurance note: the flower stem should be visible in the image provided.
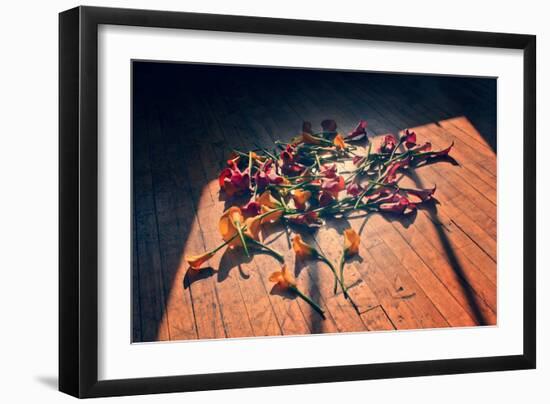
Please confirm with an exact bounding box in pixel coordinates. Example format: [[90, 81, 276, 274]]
[[234, 221, 250, 257], [290, 286, 325, 319], [247, 238, 285, 263], [339, 253, 346, 295]]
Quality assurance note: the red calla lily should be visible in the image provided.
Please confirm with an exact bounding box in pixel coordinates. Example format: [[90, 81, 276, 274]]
[[345, 120, 368, 141]]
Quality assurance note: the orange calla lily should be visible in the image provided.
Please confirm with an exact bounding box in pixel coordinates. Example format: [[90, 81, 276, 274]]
[[219, 206, 245, 248], [260, 206, 283, 224], [257, 190, 280, 209], [185, 250, 215, 270], [269, 264, 296, 289], [244, 215, 262, 241], [292, 189, 311, 210], [292, 234, 316, 258], [343, 228, 360, 257], [333, 133, 346, 150]]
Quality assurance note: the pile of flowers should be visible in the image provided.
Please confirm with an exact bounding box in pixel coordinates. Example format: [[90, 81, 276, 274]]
[[186, 119, 453, 317]]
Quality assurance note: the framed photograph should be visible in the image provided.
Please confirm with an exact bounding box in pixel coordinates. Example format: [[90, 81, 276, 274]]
[[59, 6, 536, 398]]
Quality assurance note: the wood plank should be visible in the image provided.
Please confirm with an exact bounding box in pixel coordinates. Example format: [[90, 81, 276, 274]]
[[360, 306, 396, 331], [148, 109, 198, 341], [366, 213, 476, 327]]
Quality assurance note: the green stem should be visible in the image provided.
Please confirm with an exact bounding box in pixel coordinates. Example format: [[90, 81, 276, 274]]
[[338, 253, 346, 295], [234, 220, 249, 257], [290, 286, 326, 319], [247, 238, 284, 263]]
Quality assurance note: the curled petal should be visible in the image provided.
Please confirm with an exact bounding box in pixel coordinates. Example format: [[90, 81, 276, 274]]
[[218, 168, 232, 188]]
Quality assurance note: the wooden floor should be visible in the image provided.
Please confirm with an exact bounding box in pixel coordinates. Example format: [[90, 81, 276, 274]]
[[132, 62, 497, 342]]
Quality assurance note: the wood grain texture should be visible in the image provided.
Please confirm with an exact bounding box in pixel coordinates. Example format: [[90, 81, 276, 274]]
[[131, 62, 497, 342]]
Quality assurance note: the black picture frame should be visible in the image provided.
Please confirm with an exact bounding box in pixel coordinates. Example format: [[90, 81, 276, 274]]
[[59, 5, 536, 398]]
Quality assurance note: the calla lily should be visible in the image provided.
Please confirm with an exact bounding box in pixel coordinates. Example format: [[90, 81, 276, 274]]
[[346, 120, 368, 141], [321, 175, 345, 197], [280, 146, 306, 176], [185, 250, 216, 270], [346, 182, 363, 197], [321, 119, 337, 132], [338, 228, 361, 294], [243, 215, 262, 241], [287, 211, 322, 227], [218, 160, 251, 197], [254, 159, 284, 190], [257, 190, 280, 209], [401, 129, 417, 149], [343, 228, 360, 258], [241, 199, 261, 217], [318, 190, 336, 207], [292, 189, 311, 210], [379, 135, 398, 154], [401, 186, 437, 203], [384, 156, 411, 184], [292, 234, 318, 258], [219, 207, 248, 252], [269, 264, 325, 318], [378, 195, 416, 215], [333, 134, 346, 150], [269, 264, 297, 288], [320, 163, 338, 178]]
